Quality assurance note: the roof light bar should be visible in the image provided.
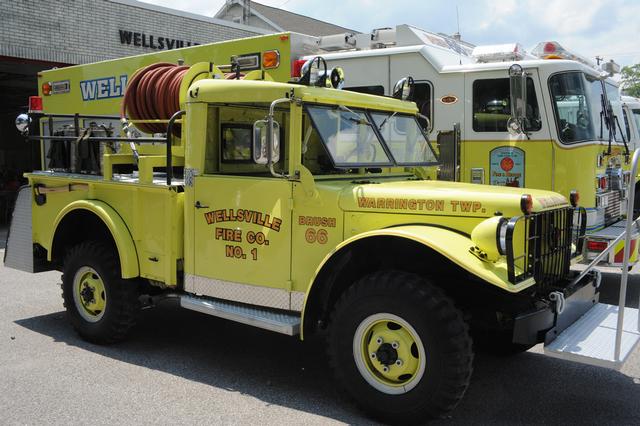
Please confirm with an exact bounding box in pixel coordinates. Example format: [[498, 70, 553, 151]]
[[472, 43, 526, 63], [531, 41, 597, 68]]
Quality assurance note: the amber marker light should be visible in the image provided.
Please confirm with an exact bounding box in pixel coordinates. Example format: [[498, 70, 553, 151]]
[[42, 82, 52, 96], [520, 194, 533, 215], [263, 50, 280, 69], [570, 190, 580, 207]]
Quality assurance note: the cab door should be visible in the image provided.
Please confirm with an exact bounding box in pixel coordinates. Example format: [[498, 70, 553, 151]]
[[462, 68, 552, 190], [191, 175, 293, 309]]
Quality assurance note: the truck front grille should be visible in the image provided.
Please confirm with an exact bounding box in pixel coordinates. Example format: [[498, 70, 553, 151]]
[[506, 207, 586, 289]]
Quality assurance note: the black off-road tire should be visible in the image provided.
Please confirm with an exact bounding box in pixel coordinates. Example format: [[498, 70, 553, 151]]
[[327, 270, 474, 424], [62, 241, 139, 344]]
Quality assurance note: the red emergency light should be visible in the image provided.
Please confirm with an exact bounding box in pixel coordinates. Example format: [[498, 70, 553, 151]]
[[29, 96, 43, 113], [291, 59, 306, 77]]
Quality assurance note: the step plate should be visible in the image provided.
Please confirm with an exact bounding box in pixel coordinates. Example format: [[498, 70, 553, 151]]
[[544, 303, 640, 370], [180, 295, 301, 336]]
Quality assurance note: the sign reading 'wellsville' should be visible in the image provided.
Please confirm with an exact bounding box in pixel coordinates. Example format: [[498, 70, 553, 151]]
[[118, 30, 200, 50]]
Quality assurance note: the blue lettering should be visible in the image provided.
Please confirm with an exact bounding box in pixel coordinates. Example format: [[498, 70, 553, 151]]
[[97, 80, 109, 98], [79, 75, 128, 102], [108, 77, 118, 97]]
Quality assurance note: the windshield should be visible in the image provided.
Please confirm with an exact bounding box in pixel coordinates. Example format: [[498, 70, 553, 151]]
[[550, 72, 626, 144], [306, 105, 438, 168], [370, 112, 438, 164], [550, 72, 597, 143], [306, 106, 392, 167], [634, 109, 640, 136]]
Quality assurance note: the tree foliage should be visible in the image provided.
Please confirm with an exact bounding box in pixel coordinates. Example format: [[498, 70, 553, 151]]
[[621, 64, 640, 98]]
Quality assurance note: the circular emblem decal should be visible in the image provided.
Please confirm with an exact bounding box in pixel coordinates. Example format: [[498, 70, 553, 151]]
[[500, 157, 514, 172]]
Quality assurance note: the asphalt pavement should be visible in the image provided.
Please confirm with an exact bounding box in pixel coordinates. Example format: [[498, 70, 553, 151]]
[[1, 248, 639, 425]]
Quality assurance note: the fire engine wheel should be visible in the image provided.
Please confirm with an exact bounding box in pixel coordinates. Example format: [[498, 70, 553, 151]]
[[62, 241, 139, 344], [327, 270, 473, 423]]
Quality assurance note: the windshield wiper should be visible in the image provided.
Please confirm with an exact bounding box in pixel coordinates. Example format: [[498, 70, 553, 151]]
[[339, 105, 372, 126], [347, 117, 371, 126], [377, 112, 397, 131]]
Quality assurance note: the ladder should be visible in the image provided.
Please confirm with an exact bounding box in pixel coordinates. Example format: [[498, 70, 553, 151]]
[[543, 149, 640, 369]]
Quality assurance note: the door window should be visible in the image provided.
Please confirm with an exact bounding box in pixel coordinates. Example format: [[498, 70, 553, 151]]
[[472, 78, 542, 132]]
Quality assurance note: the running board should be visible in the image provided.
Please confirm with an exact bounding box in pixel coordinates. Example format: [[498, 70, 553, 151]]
[[544, 303, 640, 370], [180, 295, 301, 336]]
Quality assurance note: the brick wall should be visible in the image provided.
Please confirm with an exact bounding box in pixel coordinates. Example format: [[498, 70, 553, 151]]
[[0, 0, 269, 65]]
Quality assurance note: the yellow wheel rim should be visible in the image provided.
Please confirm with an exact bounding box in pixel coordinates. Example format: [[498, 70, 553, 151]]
[[353, 313, 426, 395], [73, 266, 107, 323]]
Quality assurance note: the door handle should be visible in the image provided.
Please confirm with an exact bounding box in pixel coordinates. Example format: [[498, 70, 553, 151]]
[[194, 201, 209, 209]]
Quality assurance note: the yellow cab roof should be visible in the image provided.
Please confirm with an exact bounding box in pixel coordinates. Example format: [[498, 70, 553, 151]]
[[188, 79, 418, 114]]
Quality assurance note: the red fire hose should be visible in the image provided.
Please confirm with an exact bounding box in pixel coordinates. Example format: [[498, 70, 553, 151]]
[[121, 63, 247, 134], [120, 63, 189, 134]]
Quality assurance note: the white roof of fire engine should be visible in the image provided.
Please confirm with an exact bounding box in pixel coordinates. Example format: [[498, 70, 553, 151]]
[[314, 24, 614, 82]]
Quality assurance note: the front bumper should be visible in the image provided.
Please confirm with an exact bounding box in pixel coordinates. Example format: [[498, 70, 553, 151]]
[[512, 270, 600, 345]]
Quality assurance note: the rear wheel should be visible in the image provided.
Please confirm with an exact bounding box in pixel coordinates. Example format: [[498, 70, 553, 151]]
[[62, 241, 139, 344], [327, 271, 473, 423]]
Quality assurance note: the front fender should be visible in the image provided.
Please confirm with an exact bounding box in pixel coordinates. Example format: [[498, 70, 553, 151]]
[[48, 200, 140, 278], [300, 225, 534, 338]]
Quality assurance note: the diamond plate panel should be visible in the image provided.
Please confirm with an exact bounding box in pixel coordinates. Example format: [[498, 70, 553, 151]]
[[185, 273, 291, 310], [181, 295, 301, 335], [290, 291, 306, 312], [4, 186, 34, 273]]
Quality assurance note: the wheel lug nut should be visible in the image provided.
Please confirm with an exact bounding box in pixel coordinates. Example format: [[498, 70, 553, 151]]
[[376, 337, 383, 345], [391, 341, 399, 349], [382, 366, 389, 373], [395, 359, 403, 366], [370, 353, 376, 359]]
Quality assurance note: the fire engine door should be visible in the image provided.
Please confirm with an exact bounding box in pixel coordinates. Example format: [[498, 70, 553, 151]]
[[193, 175, 293, 293]]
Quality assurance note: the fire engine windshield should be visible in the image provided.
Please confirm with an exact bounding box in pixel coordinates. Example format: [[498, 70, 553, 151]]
[[550, 72, 625, 144], [633, 109, 640, 132], [306, 105, 438, 168]]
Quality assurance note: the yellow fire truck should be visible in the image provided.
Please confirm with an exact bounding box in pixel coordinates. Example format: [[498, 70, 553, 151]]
[[4, 33, 639, 422], [309, 25, 639, 267]]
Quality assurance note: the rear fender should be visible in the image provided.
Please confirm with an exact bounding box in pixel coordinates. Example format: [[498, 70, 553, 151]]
[[49, 200, 140, 278]]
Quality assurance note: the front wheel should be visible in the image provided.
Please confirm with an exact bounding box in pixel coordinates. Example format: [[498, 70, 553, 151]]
[[327, 271, 473, 423], [62, 241, 139, 344]]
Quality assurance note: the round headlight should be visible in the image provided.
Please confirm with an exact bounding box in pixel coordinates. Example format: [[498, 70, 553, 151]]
[[497, 217, 509, 255], [471, 216, 506, 261]]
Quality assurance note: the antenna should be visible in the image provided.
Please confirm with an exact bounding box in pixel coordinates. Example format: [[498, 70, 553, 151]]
[[456, 6, 462, 65]]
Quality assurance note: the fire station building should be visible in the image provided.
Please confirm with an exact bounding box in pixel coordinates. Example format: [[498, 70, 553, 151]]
[[0, 0, 269, 185]]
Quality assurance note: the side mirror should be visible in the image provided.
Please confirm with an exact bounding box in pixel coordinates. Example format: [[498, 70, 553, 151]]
[[393, 76, 414, 101], [15, 113, 30, 135], [508, 64, 527, 135], [253, 119, 280, 165]]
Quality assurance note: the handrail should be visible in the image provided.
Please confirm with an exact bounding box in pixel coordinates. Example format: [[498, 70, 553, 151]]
[[267, 98, 290, 179], [166, 110, 185, 186], [569, 148, 640, 362], [615, 147, 640, 360], [571, 148, 640, 361]]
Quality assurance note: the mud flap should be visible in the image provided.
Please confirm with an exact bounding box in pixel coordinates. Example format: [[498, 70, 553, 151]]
[[3, 186, 36, 272]]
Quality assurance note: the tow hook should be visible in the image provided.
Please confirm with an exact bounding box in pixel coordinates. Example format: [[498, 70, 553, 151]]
[[588, 269, 602, 289], [549, 291, 566, 315]]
